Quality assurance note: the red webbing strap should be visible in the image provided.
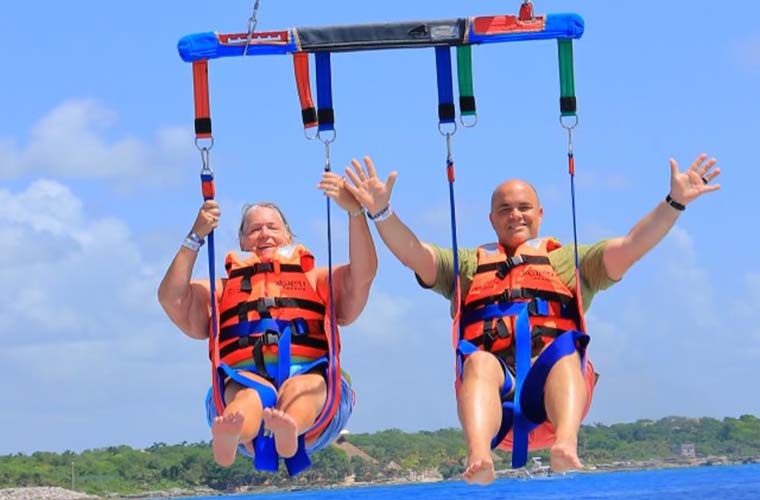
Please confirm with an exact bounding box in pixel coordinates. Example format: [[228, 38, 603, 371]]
[[293, 53, 318, 129], [304, 312, 341, 441], [192, 60, 212, 139]]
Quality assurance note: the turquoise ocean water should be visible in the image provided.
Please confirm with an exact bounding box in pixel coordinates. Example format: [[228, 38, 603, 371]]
[[159, 463, 760, 500]]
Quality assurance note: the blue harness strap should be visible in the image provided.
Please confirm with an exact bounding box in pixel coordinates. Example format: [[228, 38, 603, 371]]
[[284, 436, 311, 476], [434, 46, 456, 125], [315, 52, 334, 133], [458, 302, 589, 468], [520, 329, 589, 423], [508, 302, 532, 468], [215, 317, 321, 474], [488, 329, 589, 466], [215, 362, 279, 471]]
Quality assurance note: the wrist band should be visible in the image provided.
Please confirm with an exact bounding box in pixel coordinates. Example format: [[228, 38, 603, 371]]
[[348, 207, 365, 218], [665, 194, 686, 211], [368, 204, 392, 222], [182, 232, 205, 252]]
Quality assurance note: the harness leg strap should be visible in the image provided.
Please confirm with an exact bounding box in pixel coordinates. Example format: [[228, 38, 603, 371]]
[[489, 330, 589, 466], [284, 435, 311, 475], [217, 364, 280, 471]]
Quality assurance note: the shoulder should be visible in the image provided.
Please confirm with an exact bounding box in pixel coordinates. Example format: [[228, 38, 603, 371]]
[[426, 243, 478, 264], [547, 238, 608, 260]]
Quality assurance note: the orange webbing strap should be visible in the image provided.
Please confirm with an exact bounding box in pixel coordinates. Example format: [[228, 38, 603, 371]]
[[192, 60, 213, 139], [293, 53, 318, 129]]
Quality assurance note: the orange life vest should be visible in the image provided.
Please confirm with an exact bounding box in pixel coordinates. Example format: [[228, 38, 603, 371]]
[[212, 244, 335, 378], [461, 238, 583, 366]]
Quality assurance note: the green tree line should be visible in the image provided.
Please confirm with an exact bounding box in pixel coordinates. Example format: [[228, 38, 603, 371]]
[[1, 415, 759, 496]]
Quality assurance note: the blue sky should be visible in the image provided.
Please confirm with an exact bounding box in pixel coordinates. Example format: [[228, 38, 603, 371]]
[[1, 1, 759, 455]]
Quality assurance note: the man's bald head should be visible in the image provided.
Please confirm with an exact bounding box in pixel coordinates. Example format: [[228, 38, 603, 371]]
[[489, 179, 544, 253], [490, 179, 541, 213]]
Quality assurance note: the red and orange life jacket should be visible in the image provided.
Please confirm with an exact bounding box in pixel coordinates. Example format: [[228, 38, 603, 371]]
[[212, 244, 335, 377], [461, 238, 583, 365]]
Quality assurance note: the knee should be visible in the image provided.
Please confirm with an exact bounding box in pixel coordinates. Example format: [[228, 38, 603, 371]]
[[462, 351, 503, 383], [278, 374, 326, 402]]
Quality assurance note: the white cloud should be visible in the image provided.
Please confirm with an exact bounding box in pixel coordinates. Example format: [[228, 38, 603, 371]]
[[348, 290, 415, 344], [0, 99, 193, 187], [586, 225, 760, 423], [0, 180, 211, 453]]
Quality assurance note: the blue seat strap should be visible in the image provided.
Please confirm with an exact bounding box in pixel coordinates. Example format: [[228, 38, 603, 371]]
[[520, 330, 589, 424], [511, 302, 532, 468], [284, 435, 312, 476], [216, 363, 280, 471]]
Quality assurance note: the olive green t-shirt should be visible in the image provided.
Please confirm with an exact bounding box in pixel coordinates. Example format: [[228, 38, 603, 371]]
[[420, 239, 617, 317]]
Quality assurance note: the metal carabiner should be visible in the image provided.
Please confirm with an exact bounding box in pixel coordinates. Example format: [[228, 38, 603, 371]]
[[243, 0, 262, 57], [322, 138, 332, 173], [199, 147, 213, 174], [445, 131, 454, 164], [559, 115, 579, 156], [194, 137, 215, 174]]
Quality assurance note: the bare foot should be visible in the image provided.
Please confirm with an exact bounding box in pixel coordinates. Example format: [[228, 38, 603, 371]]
[[211, 412, 245, 466], [263, 408, 299, 458], [550, 438, 583, 472], [463, 457, 495, 485]]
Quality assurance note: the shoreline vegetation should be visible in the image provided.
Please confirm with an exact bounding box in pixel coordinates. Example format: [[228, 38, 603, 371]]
[[2, 415, 759, 500]]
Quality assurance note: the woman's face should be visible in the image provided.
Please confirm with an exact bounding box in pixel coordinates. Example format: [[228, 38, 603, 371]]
[[239, 206, 291, 258]]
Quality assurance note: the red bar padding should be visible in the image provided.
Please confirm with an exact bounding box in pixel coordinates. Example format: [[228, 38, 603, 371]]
[[472, 15, 545, 35]]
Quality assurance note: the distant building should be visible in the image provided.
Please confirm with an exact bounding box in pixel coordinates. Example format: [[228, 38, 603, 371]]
[[675, 443, 696, 458]]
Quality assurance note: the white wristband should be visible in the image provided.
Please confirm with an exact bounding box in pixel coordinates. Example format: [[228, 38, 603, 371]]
[[181, 232, 205, 252], [368, 204, 392, 222]]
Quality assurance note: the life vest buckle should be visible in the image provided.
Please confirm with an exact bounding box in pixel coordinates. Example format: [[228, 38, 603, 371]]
[[257, 297, 277, 313], [263, 329, 280, 346], [253, 262, 275, 274], [496, 318, 510, 339], [289, 318, 308, 336], [496, 256, 526, 279], [508, 255, 525, 267]]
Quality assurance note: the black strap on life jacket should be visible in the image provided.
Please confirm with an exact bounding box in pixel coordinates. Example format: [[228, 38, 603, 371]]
[[474, 255, 551, 279], [227, 263, 305, 292], [464, 287, 574, 312], [219, 297, 327, 324]]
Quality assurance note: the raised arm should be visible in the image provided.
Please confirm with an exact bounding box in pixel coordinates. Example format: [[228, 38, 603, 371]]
[[603, 153, 720, 281], [344, 156, 439, 286], [318, 170, 378, 325], [157, 200, 222, 339]]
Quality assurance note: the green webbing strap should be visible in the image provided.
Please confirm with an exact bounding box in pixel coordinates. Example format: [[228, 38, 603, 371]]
[[557, 39, 577, 117], [456, 45, 476, 116]]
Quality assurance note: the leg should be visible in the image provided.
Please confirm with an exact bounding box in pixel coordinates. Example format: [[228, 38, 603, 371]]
[[458, 351, 506, 486], [544, 351, 586, 472], [211, 373, 271, 466], [263, 372, 327, 458]]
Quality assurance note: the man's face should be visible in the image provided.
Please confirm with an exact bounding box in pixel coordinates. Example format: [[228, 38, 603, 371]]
[[239, 206, 291, 259], [489, 181, 543, 252]]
